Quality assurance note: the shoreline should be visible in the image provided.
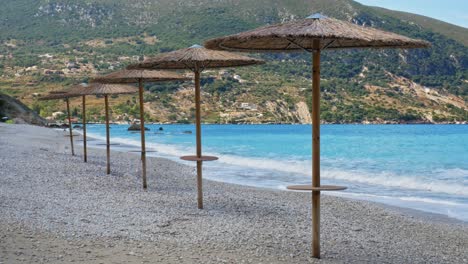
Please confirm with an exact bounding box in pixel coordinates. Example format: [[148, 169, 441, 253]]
[[76, 125, 468, 224], [83, 124, 468, 226], [47, 122, 468, 126], [1, 123, 467, 263]]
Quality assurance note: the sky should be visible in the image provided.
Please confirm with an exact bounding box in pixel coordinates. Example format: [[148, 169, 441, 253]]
[[355, 0, 468, 28]]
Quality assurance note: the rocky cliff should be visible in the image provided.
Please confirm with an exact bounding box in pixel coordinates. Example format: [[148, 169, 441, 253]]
[[0, 93, 47, 126]]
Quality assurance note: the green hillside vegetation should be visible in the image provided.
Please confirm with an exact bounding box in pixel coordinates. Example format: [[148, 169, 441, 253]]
[[0, 0, 466, 123]]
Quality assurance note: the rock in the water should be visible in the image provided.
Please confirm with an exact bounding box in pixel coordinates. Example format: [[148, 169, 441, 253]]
[[128, 124, 150, 131], [159, 127, 164, 131], [48, 124, 61, 128]]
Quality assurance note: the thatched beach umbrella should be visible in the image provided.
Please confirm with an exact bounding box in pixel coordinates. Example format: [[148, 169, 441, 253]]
[[39, 92, 81, 156], [128, 45, 264, 208], [46, 84, 95, 163], [55, 84, 94, 163], [49, 90, 69, 94], [74, 83, 138, 175], [205, 13, 430, 258], [91, 70, 190, 189]]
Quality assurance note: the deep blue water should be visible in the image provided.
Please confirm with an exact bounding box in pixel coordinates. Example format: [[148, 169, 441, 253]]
[[84, 124, 468, 221]]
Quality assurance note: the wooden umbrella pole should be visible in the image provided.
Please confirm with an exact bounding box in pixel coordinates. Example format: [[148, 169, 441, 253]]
[[311, 40, 321, 259], [138, 79, 148, 189], [82, 95, 87, 162], [105, 95, 111, 175], [194, 69, 203, 209], [66, 98, 75, 156]]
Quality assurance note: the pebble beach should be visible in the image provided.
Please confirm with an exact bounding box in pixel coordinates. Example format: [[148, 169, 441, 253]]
[[0, 123, 467, 263]]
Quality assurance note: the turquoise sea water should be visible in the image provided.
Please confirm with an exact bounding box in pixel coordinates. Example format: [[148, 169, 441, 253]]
[[84, 124, 468, 221]]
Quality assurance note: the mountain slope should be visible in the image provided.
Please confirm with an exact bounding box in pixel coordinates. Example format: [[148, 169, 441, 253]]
[[0, 0, 466, 123], [1, 0, 466, 45]]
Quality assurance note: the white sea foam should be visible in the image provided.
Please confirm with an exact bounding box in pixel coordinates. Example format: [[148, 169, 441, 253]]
[[212, 154, 468, 197], [85, 132, 192, 158], [398, 196, 463, 206], [322, 169, 468, 196], [333, 192, 464, 206]]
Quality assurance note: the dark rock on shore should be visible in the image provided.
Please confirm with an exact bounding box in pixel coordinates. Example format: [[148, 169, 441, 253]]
[[128, 123, 150, 131], [48, 124, 61, 128]]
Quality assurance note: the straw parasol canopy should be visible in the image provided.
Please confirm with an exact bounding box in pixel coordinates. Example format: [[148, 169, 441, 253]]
[[90, 69, 190, 189], [48, 90, 70, 95], [39, 92, 80, 100], [40, 91, 82, 156], [76, 83, 138, 175], [63, 83, 95, 163], [204, 14, 430, 51], [204, 13, 430, 259], [128, 44, 264, 70], [73, 83, 138, 96], [128, 44, 264, 209], [44, 84, 90, 97], [91, 69, 190, 84]]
